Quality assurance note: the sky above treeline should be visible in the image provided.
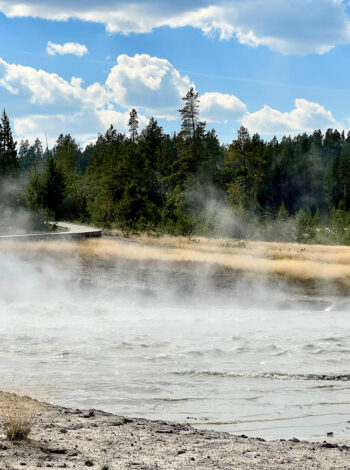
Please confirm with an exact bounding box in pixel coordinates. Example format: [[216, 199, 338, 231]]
[[1, 0, 350, 147]]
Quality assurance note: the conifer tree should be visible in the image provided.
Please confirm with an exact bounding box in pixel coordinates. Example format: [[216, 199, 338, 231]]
[[140, 117, 164, 170], [178, 87, 205, 139], [225, 126, 265, 210], [0, 109, 18, 175], [128, 109, 139, 143], [54, 134, 79, 178], [19, 139, 35, 173], [42, 156, 66, 219], [33, 138, 44, 166]]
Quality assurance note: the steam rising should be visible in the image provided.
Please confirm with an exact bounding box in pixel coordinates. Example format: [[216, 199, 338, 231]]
[[2, 236, 350, 283], [2, 233, 350, 441], [0, 178, 45, 235]]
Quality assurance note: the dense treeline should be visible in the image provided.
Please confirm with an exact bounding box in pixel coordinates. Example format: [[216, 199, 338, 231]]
[[2, 88, 350, 243]]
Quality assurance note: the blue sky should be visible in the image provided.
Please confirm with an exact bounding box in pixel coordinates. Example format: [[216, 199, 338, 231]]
[[1, 0, 350, 146]]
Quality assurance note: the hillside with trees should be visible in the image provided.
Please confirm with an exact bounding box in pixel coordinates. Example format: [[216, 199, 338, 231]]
[[2, 88, 350, 243]]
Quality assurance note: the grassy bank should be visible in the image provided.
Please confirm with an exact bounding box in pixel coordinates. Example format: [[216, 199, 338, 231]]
[[3, 227, 350, 294], [104, 230, 350, 293]]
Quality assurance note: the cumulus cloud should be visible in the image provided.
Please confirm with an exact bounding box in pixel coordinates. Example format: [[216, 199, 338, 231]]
[[0, 54, 191, 118], [200, 92, 247, 123], [243, 99, 339, 135], [0, 54, 160, 146], [14, 107, 151, 146], [0, 57, 111, 107], [106, 54, 192, 119], [14, 112, 98, 147], [46, 41, 88, 57], [0, 52, 344, 145], [0, 0, 349, 54], [96, 108, 149, 131], [14, 109, 150, 149]]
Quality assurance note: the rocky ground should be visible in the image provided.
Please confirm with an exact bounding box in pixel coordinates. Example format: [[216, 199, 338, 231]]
[[0, 392, 349, 469]]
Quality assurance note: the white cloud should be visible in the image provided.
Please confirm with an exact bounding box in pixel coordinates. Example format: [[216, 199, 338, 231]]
[[0, 54, 192, 118], [96, 108, 149, 131], [46, 41, 88, 57], [0, 54, 160, 146], [200, 92, 247, 123], [0, 0, 349, 54], [243, 99, 339, 135], [14, 109, 149, 148], [0, 57, 83, 105], [106, 54, 192, 119], [0, 53, 345, 145], [14, 112, 98, 147], [0, 57, 111, 107]]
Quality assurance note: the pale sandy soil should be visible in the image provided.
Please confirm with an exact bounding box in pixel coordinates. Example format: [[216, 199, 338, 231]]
[[0, 392, 349, 470]]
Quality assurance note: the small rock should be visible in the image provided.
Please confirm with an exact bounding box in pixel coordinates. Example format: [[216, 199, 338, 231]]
[[156, 429, 173, 434], [322, 442, 338, 449], [84, 409, 95, 418], [110, 418, 132, 426], [41, 447, 67, 455], [327, 432, 334, 437], [85, 460, 94, 467], [67, 450, 78, 457]]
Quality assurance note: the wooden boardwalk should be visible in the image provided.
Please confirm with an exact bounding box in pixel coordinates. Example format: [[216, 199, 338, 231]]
[[0, 222, 102, 241]]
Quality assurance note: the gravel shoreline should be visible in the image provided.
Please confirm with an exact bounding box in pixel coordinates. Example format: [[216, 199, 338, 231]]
[[0, 392, 349, 469]]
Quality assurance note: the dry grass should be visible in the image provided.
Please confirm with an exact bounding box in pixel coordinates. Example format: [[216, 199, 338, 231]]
[[3, 234, 350, 285], [4, 415, 33, 441], [0, 393, 40, 441]]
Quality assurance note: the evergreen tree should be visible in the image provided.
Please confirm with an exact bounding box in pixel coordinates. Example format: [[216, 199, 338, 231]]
[[19, 139, 30, 160], [25, 156, 66, 220], [128, 109, 139, 143], [139, 117, 174, 177], [225, 126, 264, 210], [13, 98, 350, 241], [41, 156, 66, 219], [19, 138, 45, 173], [33, 138, 44, 170], [19, 139, 33, 173], [54, 134, 79, 178], [173, 88, 207, 182], [25, 166, 44, 210], [0, 109, 18, 176], [200, 129, 224, 186], [140, 117, 163, 170], [178, 87, 205, 139], [277, 201, 289, 220]]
